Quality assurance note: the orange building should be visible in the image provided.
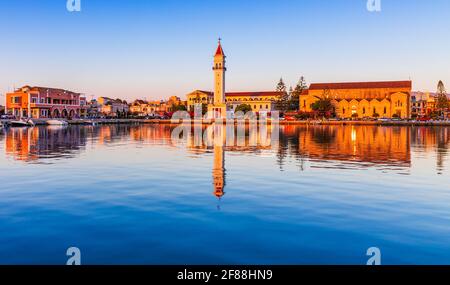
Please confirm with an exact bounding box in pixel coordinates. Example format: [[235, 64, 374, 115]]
[[300, 81, 412, 119], [6, 86, 86, 119]]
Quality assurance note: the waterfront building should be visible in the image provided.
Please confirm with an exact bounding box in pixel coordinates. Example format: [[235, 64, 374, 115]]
[[299, 81, 412, 119], [411, 92, 435, 117], [5, 86, 86, 119], [86, 99, 101, 118], [98, 97, 129, 117], [411, 91, 450, 118], [187, 90, 281, 113], [130, 96, 185, 116], [130, 100, 150, 116], [187, 40, 282, 115]]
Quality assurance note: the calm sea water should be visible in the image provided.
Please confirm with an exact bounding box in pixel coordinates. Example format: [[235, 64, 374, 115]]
[[0, 124, 449, 265]]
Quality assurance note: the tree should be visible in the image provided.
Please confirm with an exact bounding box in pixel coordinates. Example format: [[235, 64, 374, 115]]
[[235, 104, 252, 113], [276, 78, 287, 93], [311, 89, 334, 118], [275, 78, 289, 112], [290, 76, 307, 111], [436, 80, 449, 117], [172, 104, 187, 112]]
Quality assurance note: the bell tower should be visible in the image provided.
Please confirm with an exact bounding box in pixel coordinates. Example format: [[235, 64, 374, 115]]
[[209, 39, 227, 119], [213, 39, 226, 104]]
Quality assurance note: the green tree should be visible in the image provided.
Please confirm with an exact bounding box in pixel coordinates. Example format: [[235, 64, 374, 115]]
[[290, 76, 307, 111], [276, 78, 287, 93], [275, 78, 289, 112], [172, 104, 187, 112], [436, 80, 449, 117], [235, 104, 252, 113], [311, 88, 334, 117]]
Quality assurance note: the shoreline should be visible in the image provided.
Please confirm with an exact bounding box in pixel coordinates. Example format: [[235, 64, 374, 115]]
[[2, 118, 450, 127]]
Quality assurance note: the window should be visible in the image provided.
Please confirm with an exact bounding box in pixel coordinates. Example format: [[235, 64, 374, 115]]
[[303, 100, 306, 108], [363, 107, 366, 114], [384, 107, 387, 114], [31, 98, 37, 103]]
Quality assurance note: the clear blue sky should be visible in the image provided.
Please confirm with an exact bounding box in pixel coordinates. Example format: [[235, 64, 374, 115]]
[[0, 0, 449, 101]]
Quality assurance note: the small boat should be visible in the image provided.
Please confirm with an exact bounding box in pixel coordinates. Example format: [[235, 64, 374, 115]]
[[10, 119, 34, 127], [47, 120, 68, 126]]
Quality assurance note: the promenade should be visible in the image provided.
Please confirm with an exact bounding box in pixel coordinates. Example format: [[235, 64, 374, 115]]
[[2, 118, 450, 127]]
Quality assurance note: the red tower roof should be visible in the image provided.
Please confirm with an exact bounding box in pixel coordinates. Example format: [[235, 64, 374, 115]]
[[215, 40, 225, 57]]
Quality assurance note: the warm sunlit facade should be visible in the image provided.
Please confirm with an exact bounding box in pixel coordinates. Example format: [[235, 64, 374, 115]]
[[187, 91, 281, 113], [300, 81, 412, 119], [6, 86, 86, 119]]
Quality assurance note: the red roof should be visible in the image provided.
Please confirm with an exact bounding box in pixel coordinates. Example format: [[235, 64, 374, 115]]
[[193, 91, 282, 97], [226, 91, 282, 97], [215, 42, 225, 57], [309, 81, 412, 90]]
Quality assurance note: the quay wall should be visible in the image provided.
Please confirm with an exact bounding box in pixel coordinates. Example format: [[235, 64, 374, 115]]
[[1, 119, 450, 127]]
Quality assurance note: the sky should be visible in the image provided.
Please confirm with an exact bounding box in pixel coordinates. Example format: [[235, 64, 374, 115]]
[[0, 0, 449, 101]]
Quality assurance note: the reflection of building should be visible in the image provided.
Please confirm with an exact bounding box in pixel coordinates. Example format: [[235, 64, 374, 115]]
[[411, 126, 450, 173], [187, 40, 282, 114], [212, 125, 226, 198], [6, 86, 86, 119], [213, 144, 225, 198], [4, 127, 87, 161], [300, 81, 412, 119], [295, 125, 411, 166]]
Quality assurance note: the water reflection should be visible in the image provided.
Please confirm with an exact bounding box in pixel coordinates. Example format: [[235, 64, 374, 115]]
[[4, 126, 88, 162], [2, 124, 450, 265], [2, 124, 450, 179]]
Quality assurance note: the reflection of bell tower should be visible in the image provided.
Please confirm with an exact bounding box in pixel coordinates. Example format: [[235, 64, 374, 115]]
[[212, 124, 226, 199], [213, 145, 225, 198]]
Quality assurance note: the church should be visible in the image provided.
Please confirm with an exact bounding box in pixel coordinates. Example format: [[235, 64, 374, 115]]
[[186, 40, 282, 118], [300, 81, 412, 119]]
